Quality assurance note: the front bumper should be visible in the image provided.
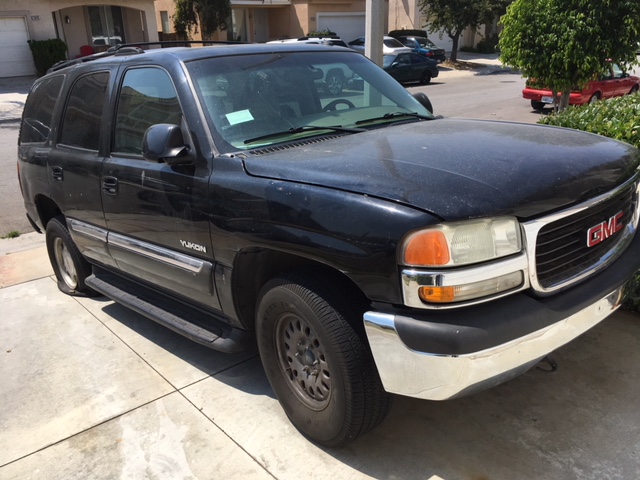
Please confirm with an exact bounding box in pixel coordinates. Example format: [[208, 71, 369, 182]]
[[364, 231, 640, 401]]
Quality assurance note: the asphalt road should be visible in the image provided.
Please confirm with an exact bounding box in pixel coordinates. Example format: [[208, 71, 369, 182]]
[[411, 68, 541, 123]]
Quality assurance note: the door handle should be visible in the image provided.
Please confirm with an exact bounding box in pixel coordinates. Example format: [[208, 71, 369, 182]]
[[51, 166, 63, 182], [103, 176, 118, 195]]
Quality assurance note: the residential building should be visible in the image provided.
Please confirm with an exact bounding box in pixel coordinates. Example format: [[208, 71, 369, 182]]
[[1, 0, 158, 77]]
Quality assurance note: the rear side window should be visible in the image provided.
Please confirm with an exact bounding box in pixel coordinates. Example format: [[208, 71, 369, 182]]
[[113, 67, 182, 155], [59, 72, 109, 150], [19, 75, 64, 144]]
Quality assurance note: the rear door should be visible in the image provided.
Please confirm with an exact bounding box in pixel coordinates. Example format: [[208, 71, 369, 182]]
[[47, 68, 117, 268], [101, 66, 220, 310]]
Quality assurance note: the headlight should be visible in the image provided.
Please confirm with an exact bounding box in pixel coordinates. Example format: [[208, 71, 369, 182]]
[[402, 217, 522, 267]]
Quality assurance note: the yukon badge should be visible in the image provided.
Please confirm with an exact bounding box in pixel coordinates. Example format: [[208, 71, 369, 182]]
[[587, 211, 624, 247], [180, 240, 207, 253]]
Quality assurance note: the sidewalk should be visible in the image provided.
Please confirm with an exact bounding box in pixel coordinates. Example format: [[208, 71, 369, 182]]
[[0, 76, 34, 123]]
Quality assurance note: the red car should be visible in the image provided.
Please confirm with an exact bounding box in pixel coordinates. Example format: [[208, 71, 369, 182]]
[[523, 63, 640, 110]]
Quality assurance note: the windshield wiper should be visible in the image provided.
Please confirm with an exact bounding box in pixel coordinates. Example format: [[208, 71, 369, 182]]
[[355, 112, 433, 126], [244, 125, 365, 145]]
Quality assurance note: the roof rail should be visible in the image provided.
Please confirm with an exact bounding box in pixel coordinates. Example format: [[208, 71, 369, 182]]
[[47, 40, 249, 73]]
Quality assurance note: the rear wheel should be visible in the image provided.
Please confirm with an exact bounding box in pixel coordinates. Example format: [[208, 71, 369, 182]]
[[531, 100, 546, 110], [630, 85, 639, 95], [256, 272, 390, 447], [588, 93, 600, 104], [46, 216, 96, 296]]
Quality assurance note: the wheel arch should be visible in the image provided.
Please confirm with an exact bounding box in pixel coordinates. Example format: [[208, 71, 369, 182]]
[[231, 247, 370, 331], [34, 194, 63, 230]]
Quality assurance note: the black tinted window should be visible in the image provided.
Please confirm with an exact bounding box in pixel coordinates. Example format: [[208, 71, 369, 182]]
[[113, 67, 182, 155], [19, 75, 64, 144], [60, 72, 109, 150]]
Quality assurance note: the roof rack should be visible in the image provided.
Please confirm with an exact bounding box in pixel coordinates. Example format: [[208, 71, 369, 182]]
[[47, 40, 249, 73]]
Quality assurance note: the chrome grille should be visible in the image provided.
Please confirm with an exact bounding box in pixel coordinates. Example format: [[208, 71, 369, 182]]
[[533, 180, 638, 290]]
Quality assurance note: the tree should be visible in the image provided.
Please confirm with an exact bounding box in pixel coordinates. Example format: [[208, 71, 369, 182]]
[[419, 0, 510, 62], [499, 0, 640, 111], [173, 0, 231, 41]]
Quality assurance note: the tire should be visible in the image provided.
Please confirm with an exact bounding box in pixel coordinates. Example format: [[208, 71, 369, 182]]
[[630, 85, 639, 95], [419, 70, 432, 85], [588, 93, 600, 104], [324, 71, 345, 95], [531, 100, 546, 110], [256, 272, 391, 447], [46, 216, 96, 296]]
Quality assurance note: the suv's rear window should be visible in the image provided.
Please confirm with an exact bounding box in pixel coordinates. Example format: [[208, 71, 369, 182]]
[[19, 75, 64, 144], [59, 71, 109, 151]]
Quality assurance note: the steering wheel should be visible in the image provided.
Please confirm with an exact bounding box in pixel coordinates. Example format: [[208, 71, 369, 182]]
[[322, 99, 356, 112]]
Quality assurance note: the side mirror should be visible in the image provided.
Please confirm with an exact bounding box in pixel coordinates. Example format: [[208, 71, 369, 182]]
[[142, 124, 194, 165], [391, 62, 400, 68], [412, 92, 434, 114]]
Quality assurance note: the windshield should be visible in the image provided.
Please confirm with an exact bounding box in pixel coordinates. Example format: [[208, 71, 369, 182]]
[[186, 50, 433, 153]]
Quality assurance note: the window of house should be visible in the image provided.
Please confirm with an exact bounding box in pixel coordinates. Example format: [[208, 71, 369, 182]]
[[88, 6, 125, 47], [59, 72, 109, 150], [160, 11, 170, 34], [113, 68, 183, 155]]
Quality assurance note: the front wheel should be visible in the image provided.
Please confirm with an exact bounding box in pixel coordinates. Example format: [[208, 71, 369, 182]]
[[420, 70, 432, 85], [46, 216, 96, 296], [256, 272, 390, 447]]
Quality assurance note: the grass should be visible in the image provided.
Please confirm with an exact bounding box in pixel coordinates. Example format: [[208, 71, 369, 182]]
[[1, 231, 21, 239]]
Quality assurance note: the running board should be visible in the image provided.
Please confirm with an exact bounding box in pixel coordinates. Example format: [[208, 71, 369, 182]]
[[85, 271, 252, 353]]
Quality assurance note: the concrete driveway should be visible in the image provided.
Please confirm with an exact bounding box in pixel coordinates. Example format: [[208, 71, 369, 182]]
[[1, 233, 640, 480]]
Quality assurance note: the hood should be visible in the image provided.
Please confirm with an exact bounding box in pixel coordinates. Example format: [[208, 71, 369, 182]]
[[242, 118, 640, 221]]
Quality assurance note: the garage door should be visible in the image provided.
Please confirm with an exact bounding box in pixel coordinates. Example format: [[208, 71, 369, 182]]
[[317, 13, 365, 44], [0, 17, 36, 77]]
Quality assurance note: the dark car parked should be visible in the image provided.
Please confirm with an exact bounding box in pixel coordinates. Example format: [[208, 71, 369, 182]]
[[17, 41, 640, 448], [383, 52, 439, 84], [395, 35, 447, 63]]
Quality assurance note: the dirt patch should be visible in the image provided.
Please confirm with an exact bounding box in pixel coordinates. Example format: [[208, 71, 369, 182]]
[[441, 59, 483, 71]]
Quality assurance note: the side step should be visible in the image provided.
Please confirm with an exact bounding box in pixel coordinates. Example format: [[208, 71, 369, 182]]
[[85, 271, 253, 353]]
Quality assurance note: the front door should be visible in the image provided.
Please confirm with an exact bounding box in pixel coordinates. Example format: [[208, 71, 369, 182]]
[[101, 66, 219, 310]]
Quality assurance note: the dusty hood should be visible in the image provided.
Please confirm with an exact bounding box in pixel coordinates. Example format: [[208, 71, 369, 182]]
[[242, 118, 640, 220]]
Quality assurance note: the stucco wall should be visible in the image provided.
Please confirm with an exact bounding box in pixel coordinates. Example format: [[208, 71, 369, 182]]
[[0, 0, 158, 47]]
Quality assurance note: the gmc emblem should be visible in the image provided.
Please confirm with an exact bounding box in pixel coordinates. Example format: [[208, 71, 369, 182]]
[[587, 211, 624, 247]]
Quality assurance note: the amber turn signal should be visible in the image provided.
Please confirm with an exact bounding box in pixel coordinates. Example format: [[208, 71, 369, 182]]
[[403, 230, 451, 266]]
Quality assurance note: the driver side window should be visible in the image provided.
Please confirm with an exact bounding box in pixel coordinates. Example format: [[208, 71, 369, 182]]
[[113, 67, 182, 155]]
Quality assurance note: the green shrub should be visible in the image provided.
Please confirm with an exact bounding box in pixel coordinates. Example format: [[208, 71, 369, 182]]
[[539, 93, 640, 312], [27, 39, 68, 76], [306, 29, 337, 38], [539, 92, 640, 149]]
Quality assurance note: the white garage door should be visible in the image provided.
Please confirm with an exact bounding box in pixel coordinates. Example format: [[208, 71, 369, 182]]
[[0, 17, 36, 77], [317, 13, 365, 44]]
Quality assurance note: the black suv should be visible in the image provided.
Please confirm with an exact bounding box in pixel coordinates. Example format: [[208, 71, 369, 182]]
[[17, 42, 640, 447]]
